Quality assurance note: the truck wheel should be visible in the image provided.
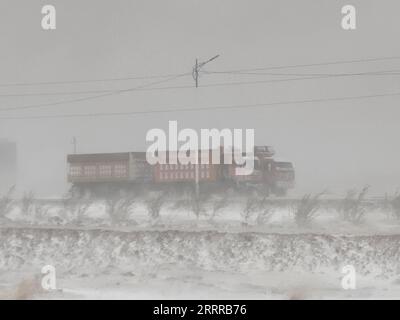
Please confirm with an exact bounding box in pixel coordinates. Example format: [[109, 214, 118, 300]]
[[274, 188, 287, 197], [70, 185, 83, 199]]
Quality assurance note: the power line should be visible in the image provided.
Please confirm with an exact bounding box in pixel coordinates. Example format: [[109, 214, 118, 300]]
[[0, 73, 190, 112], [1, 55, 400, 111], [203, 69, 400, 77], [1, 91, 399, 120], [205, 55, 400, 73], [1, 69, 400, 99], [0, 72, 190, 88], [195, 71, 400, 89], [1, 55, 398, 88]]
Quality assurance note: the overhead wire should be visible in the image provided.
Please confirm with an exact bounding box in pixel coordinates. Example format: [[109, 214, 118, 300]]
[[0, 72, 190, 112], [1, 55, 400, 114], [1, 91, 399, 120], [1, 69, 400, 99]]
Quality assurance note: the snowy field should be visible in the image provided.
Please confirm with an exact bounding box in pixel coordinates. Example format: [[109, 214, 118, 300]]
[[2, 268, 400, 300], [0, 193, 400, 300]]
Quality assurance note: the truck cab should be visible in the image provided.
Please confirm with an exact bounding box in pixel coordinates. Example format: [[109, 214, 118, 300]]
[[271, 161, 295, 196]]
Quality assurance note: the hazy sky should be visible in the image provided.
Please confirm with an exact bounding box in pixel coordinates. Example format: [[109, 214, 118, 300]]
[[0, 0, 399, 196]]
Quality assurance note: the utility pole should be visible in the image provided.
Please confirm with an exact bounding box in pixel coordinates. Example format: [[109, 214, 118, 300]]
[[194, 59, 199, 88], [72, 136, 77, 154], [192, 54, 219, 88], [192, 54, 220, 196]]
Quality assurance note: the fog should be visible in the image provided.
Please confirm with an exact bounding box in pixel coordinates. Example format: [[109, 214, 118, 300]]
[[0, 0, 400, 197]]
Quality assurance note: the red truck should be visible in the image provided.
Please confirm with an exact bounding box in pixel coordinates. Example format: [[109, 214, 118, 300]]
[[67, 146, 295, 196]]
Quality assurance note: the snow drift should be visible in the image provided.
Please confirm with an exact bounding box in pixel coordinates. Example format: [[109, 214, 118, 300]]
[[0, 227, 399, 278]]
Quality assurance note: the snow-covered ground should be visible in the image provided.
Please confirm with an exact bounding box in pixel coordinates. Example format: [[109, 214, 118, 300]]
[[0, 196, 399, 300], [0, 227, 400, 299], [2, 268, 400, 300]]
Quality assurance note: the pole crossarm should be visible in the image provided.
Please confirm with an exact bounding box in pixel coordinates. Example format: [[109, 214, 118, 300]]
[[192, 54, 220, 88]]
